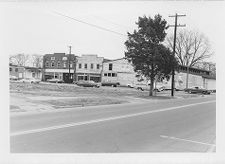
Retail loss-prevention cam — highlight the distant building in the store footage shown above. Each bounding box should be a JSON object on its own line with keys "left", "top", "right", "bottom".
{"left": 101, "top": 58, "right": 216, "bottom": 90}
{"left": 101, "top": 58, "right": 139, "bottom": 86}
{"left": 75, "top": 54, "right": 104, "bottom": 82}
{"left": 163, "top": 65, "right": 216, "bottom": 90}
{"left": 9, "top": 64, "right": 25, "bottom": 79}
{"left": 42, "top": 53, "right": 76, "bottom": 83}
{"left": 9, "top": 64, "right": 42, "bottom": 79}
{"left": 42, "top": 53, "right": 103, "bottom": 83}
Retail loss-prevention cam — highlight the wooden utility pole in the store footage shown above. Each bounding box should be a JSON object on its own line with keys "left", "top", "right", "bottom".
{"left": 74, "top": 55, "right": 77, "bottom": 82}
{"left": 169, "top": 13, "right": 186, "bottom": 96}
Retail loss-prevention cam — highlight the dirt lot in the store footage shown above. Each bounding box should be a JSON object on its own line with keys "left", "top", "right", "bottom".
{"left": 10, "top": 81, "right": 201, "bottom": 113}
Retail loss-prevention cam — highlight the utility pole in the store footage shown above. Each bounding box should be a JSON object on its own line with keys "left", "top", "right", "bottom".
{"left": 74, "top": 55, "right": 77, "bottom": 82}
{"left": 169, "top": 13, "right": 186, "bottom": 96}
{"left": 68, "top": 46, "right": 72, "bottom": 83}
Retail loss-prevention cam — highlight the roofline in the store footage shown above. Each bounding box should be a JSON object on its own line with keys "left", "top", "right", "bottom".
{"left": 103, "top": 57, "right": 126, "bottom": 63}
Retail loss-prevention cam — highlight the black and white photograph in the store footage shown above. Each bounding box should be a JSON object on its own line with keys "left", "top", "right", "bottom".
{"left": 0, "top": 0, "right": 224, "bottom": 163}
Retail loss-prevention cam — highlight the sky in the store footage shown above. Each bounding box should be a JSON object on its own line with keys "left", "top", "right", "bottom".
{"left": 1, "top": 1, "right": 224, "bottom": 63}
{"left": 1, "top": 1, "right": 225, "bottom": 163}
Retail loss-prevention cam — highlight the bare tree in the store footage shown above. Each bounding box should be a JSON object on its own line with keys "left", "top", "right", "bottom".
{"left": 196, "top": 61, "right": 216, "bottom": 76}
{"left": 32, "top": 54, "right": 43, "bottom": 68}
{"left": 9, "top": 54, "right": 30, "bottom": 66}
{"left": 166, "top": 29, "right": 213, "bottom": 67}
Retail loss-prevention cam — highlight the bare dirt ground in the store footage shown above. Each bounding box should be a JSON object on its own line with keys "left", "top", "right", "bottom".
{"left": 10, "top": 81, "right": 203, "bottom": 113}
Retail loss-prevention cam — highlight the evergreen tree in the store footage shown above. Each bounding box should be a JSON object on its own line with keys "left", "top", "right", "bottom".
{"left": 125, "top": 14, "right": 178, "bottom": 96}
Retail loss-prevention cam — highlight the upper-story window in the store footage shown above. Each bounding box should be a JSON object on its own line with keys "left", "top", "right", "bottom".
{"left": 104, "top": 73, "right": 107, "bottom": 76}
{"left": 112, "top": 73, "right": 117, "bottom": 77}
{"left": 79, "top": 63, "right": 82, "bottom": 69}
{"left": 63, "top": 62, "right": 67, "bottom": 68}
{"left": 109, "top": 63, "right": 113, "bottom": 70}
{"left": 51, "top": 57, "right": 55, "bottom": 60}
{"left": 91, "top": 63, "right": 94, "bottom": 69}
{"left": 15, "top": 68, "right": 18, "bottom": 72}
{"left": 62, "top": 57, "right": 67, "bottom": 60}
{"left": 70, "top": 63, "right": 73, "bottom": 68}
{"left": 84, "top": 63, "right": 87, "bottom": 69}
{"left": 57, "top": 61, "right": 61, "bottom": 67}
{"left": 51, "top": 62, "right": 55, "bottom": 67}
{"left": 97, "top": 64, "right": 100, "bottom": 69}
{"left": 45, "top": 62, "right": 49, "bottom": 67}
{"left": 10, "top": 67, "right": 12, "bottom": 72}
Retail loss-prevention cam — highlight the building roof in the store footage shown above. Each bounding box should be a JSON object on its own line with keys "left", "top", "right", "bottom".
{"left": 202, "top": 74, "right": 216, "bottom": 80}
{"left": 103, "top": 57, "right": 126, "bottom": 63}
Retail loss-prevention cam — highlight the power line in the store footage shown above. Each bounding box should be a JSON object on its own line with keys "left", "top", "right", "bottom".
{"left": 91, "top": 15, "right": 131, "bottom": 30}
{"left": 169, "top": 13, "right": 186, "bottom": 97}
{"left": 52, "top": 11, "right": 127, "bottom": 37}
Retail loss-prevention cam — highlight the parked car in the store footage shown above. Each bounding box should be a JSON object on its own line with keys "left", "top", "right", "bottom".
{"left": 127, "top": 84, "right": 134, "bottom": 88}
{"left": 184, "top": 86, "right": 211, "bottom": 94}
{"left": 9, "top": 75, "right": 19, "bottom": 81}
{"left": 101, "top": 82, "right": 120, "bottom": 87}
{"left": 47, "top": 78, "right": 64, "bottom": 83}
{"left": 76, "top": 80, "right": 100, "bottom": 88}
{"left": 19, "top": 78, "right": 41, "bottom": 84}
{"left": 134, "top": 83, "right": 165, "bottom": 92}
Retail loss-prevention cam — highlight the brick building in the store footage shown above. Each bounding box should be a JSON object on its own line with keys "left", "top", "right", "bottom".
{"left": 42, "top": 53, "right": 103, "bottom": 83}
{"left": 42, "top": 53, "right": 76, "bottom": 83}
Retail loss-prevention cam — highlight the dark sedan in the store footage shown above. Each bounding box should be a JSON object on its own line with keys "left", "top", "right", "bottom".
{"left": 76, "top": 80, "right": 100, "bottom": 88}
{"left": 184, "top": 86, "right": 211, "bottom": 94}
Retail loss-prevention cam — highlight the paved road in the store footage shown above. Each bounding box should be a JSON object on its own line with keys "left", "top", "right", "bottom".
{"left": 10, "top": 96, "right": 216, "bottom": 153}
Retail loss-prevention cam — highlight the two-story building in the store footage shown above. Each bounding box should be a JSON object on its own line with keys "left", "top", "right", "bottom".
{"left": 42, "top": 53, "right": 76, "bottom": 83}
{"left": 101, "top": 58, "right": 139, "bottom": 86}
{"left": 75, "top": 54, "right": 104, "bottom": 82}
{"left": 42, "top": 53, "right": 104, "bottom": 83}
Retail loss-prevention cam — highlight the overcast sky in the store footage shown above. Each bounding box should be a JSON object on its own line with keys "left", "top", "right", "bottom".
{"left": 1, "top": 1, "right": 224, "bottom": 62}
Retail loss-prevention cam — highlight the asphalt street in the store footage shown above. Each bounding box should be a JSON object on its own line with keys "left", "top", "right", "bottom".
{"left": 10, "top": 95, "right": 216, "bottom": 153}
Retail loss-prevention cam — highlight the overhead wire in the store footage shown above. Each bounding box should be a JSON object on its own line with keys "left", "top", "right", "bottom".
{"left": 52, "top": 11, "right": 127, "bottom": 37}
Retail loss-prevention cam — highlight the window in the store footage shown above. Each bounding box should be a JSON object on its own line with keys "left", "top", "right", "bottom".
{"left": 15, "top": 68, "right": 18, "bottom": 72}
{"left": 70, "top": 63, "right": 73, "bottom": 68}
{"left": 51, "top": 57, "right": 55, "bottom": 60}
{"left": 51, "top": 62, "right": 55, "bottom": 67}
{"left": 91, "top": 63, "right": 94, "bottom": 69}
{"left": 109, "top": 63, "right": 113, "bottom": 70}
{"left": 45, "top": 62, "right": 49, "bottom": 67}
{"left": 104, "top": 73, "right": 107, "bottom": 76}
{"left": 97, "top": 64, "right": 100, "bottom": 69}
{"left": 112, "top": 73, "right": 117, "bottom": 77}
{"left": 62, "top": 57, "right": 67, "bottom": 60}
{"left": 79, "top": 63, "right": 82, "bottom": 69}
{"left": 57, "top": 61, "right": 61, "bottom": 67}
{"left": 108, "top": 73, "right": 111, "bottom": 77}
{"left": 85, "top": 64, "right": 87, "bottom": 69}
{"left": 63, "top": 62, "right": 67, "bottom": 68}
{"left": 32, "top": 73, "right": 35, "bottom": 78}
{"left": 10, "top": 68, "right": 12, "bottom": 71}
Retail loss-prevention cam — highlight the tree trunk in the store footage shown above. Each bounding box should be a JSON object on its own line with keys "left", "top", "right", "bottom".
{"left": 149, "top": 77, "right": 154, "bottom": 96}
